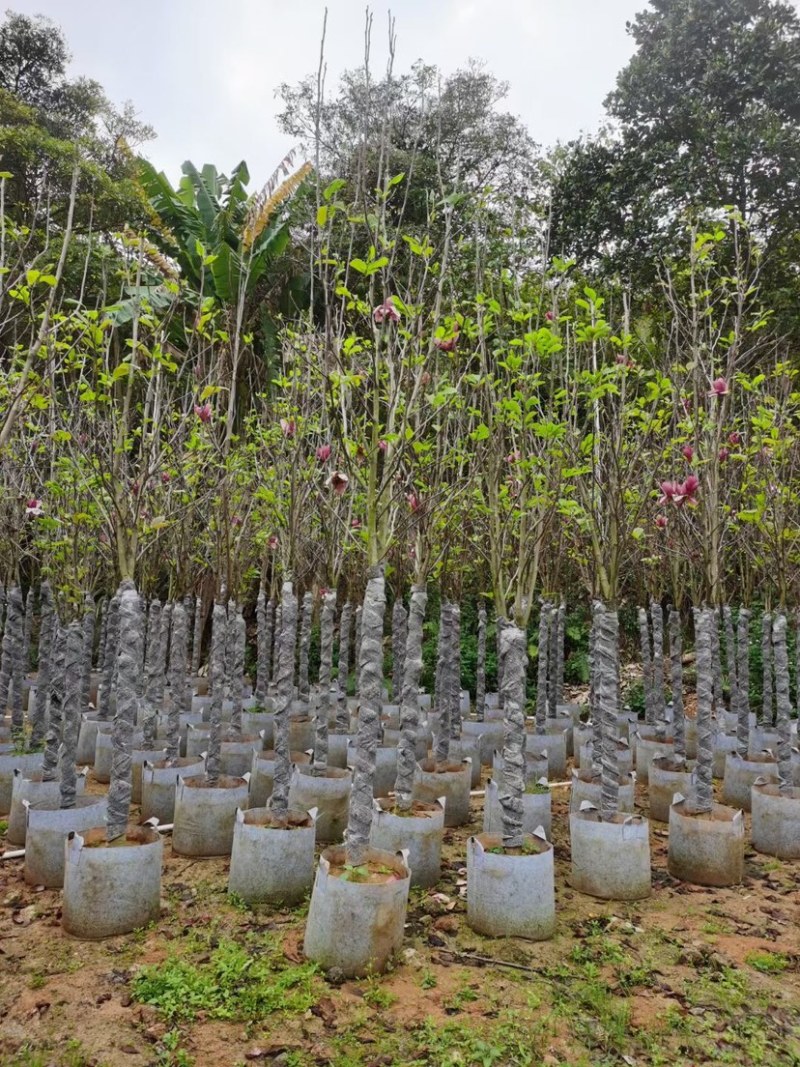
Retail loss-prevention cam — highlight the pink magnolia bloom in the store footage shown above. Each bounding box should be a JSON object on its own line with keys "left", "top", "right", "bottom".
{"left": 131, "top": 481, "right": 140, "bottom": 497}
{"left": 718, "top": 447, "right": 730, "bottom": 462}
{"left": 161, "top": 471, "right": 171, "bottom": 484}
{"left": 194, "top": 402, "right": 212, "bottom": 423}
{"left": 659, "top": 476, "right": 699, "bottom": 508}
{"left": 350, "top": 517, "right": 362, "bottom": 529}
{"left": 280, "top": 418, "right": 296, "bottom": 438}
{"left": 709, "top": 377, "right": 729, "bottom": 397}
{"left": 681, "top": 445, "right": 694, "bottom": 462}
{"left": 268, "top": 535, "right": 278, "bottom": 550}
{"left": 728, "top": 431, "right": 742, "bottom": 446}
{"left": 681, "top": 396, "right": 693, "bottom": 413}
{"left": 545, "top": 310, "right": 555, "bottom": 322}
{"left": 506, "top": 450, "right": 521, "bottom": 464}
{"left": 231, "top": 515, "right": 243, "bottom": 527}
{"left": 326, "top": 471, "right": 349, "bottom": 496}
{"left": 655, "top": 515, "right": 668, "bottom": 529}
{"left": 316, "top": 444, "right": 332, "bottom": 462}
{"left": 435, "top": 325, "right": 459, "bottom": 352}
{"left": 406, "top": 492, "right": 421, "bottom": 513}
{"left": 615, "top": 353, "right": 634, "bottom": 368}
{"left": 25, "top": 498, "right": 43, "bottom": 517}
{"left": 679, "top": 474, "right": 700, "bottom": 507}
{"left": 373, "top": 297, "right": 400, "bottom": 325}
{"left": 378, "top": 440, "right": 388, "bottom": 452}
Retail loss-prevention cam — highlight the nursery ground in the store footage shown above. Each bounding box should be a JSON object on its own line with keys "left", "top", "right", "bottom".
{"left": 1, "top": 771, "right": 800, "bottom": 1067}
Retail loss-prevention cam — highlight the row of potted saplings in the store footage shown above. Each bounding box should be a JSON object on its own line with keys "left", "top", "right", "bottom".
{"left": 2, "top": 585, "right": 799, "bottom": 975}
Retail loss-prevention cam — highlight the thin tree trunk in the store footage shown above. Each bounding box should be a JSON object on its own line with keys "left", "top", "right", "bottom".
{"left": 736, "top": 609, "right": 751, "bottom": 758}
{"left": 142, "top": 600, "right": 162, "bottom": 749}
{"left": 448, "top": 602, "right": 462, "bottom": 744}
{"left": 107, "top": 582, "right": 143, "bottom": 840}
{"left": 335, "top": 601, "right": 352, "bottom": 731}
{"left": 41, "top": 620, "right": 65, "bottom": 782}
{"left": 772, "top": 613, "right": 793, "bottom": 794}
{"left": 271, "top": 604, "right": 282, "bottom": 687}
{"left": 297, "top": 591, "right": 313, "bottom": 702}
{"left": 589, "top": 602, "right": 600, "bottom": 750}
{"left": 552, "top": 602, "right": 566, "bottom": 709}
{"left": 354, "top": 605, "right": 363, "bottom": 699}
{"left": 761, "top": 612, "right": 773, "bottom": 727}
{"left": 97, "top": 597, "right": 109, "bottom": 674}
{"left": 166, "top": 602, "right": 188, "bottom": 761}
{"left": 255, "top": 591, "right": 268, "bottom": 704}
{"left": 190, "top": 592, "right": 204, "bottom": 677}
{"left": 499, "top": 622, "right": 527, "bottom": 847}
{"left": 535, "top": 602, "right": 551, "bottom": 732}
{"left": 20, "top": 588, "right": 34, "bottom": 690}
{"left": 184, "top": 595, "right": 196, "bottom": 676}
{"left": 9, "top": 585, "right": 25, "bottom": 738}
{"left": 650, "top": 600, "right": 665, "bottom": 722}
{"left": 205, "top": 600, "right": 227, "bottom": 785}
{"left": 97, "top": 594, "right": 119, "bottom": 720}
{"left": 723, "top": 605, "right": 737, "bottom": 712}
{"left": 228, "top": 604, "right": 245, "bottom": 737}
{"left": 694, "top": 607, "right": 714, "bottom": 815}
{"left": 80, "top": 594, "right": 94, "bottom": 714}
{"left": 392, "top": 597, "right": 407, "bottom": 703}
{"left": 60, "top": 621, "right": 82, "bottom": 809}
{"left": 638, "top": 606, "right": 653, "bottom": 726}
{"left": 669, "top": 608, "right": 685, "bottom": 761}
{"left": 394, "top": 585, "right": 427, "bottom": 810}
{"left": 345, "top": 567, "right": 386, "bottom": 865}
{"left": 31, "top": 581, "right": 54, "bottom": 747}
{"left": 475, "top": 605, "right": 487, "bottom": 722}
{"left": 598, "top": 603, "right": 620, "bottom": 821}
{"left": 314, "top": 590, "right": 336, "bottom": 773}
{"left": 271, "top": 581, "right": 297, "bottom": 826}
{"left": 711, "top": 607, "right": 724, "bottom": 715}
{"left": 434, "top": 600, "right": 452, "bottom": 765}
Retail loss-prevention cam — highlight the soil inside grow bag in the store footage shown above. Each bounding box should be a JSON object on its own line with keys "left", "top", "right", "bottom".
{"left": 81, "top": 826, "right": 159, "bottom": 849}
{"left": 328, "top": 860, "right": 404, "bottom": 884}
{"left": 182, "top": 775, "right": 247, "bottom": 789}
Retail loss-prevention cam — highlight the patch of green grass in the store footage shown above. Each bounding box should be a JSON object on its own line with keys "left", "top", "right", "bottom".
{"left": 420, "top": 968, "right": 437, "bottom": 989}
{"left": 3, "top": 1040, "right": 97, "bottom": 1067}
{"left": 132, "top": 936, "right": 319, "bottom": 1022}
{"left": 0, "top": 818, "right": 8, "bottom": 835}
{"left": 745, "top": 950, "right": 790, "bottom": 975}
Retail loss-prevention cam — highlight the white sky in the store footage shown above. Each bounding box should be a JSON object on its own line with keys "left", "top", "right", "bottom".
{"left": 8, "top": 0, "right": 800, "bottom": 188}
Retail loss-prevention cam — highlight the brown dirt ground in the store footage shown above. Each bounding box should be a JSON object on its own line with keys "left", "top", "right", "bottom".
{"left": 2, "top": 745, "right": 800, "bottom": 1067}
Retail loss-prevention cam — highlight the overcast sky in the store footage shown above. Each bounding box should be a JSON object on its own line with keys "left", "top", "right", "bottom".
{"left": 8, "top": 0, "right": 797, "bottom": 189}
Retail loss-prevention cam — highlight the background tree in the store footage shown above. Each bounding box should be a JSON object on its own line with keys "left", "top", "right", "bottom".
{"left": 550, "top": 0, "right": 800, "bottom": 344}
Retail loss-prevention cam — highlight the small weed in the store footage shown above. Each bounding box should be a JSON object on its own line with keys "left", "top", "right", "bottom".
{"left": 745, "top": 950, "right": 789, "bottom": 975}
{"left": 340, "top": 864, "right": 370, "bottom": 882}
{"left": 444, "top": 983, "right": 480, "bottom": 1013}
{"left": 361, "top": 978, "right": 397, "bottom": 1009}
{"left": 155, "top": 1028, "right": 195, "bottom": 1067}
{"left": 227, "top": 891, "right": 252, "bottom": 912}
{"left": 420, "top": 968, "right": 437, "bottom": 989}
{"left": 0, "top": 819, "right": 8, "bottom": 835}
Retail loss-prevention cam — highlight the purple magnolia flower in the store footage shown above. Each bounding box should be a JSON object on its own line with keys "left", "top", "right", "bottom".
{"left": 373, "top": 297, "right": 400, "bottom": 325}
